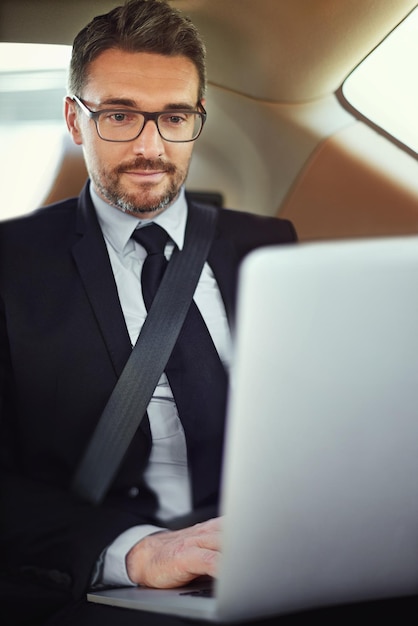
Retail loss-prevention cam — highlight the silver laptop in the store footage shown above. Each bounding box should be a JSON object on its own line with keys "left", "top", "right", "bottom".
{"left": 88, "top": 235, "right": 418, "bottom": 622}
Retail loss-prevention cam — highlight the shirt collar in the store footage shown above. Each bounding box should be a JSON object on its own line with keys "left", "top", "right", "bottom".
{"left": 91, "top": 182, "right": 188, "bottom": 253}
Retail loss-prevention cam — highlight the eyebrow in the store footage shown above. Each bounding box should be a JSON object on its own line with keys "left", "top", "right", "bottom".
{"left": 98, "top": 97, "right": 197, "bottom": 111}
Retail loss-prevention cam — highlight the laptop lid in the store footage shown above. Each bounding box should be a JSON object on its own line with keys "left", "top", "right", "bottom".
{"left": 88, "top": 236, "right": 418, "bottom": 622}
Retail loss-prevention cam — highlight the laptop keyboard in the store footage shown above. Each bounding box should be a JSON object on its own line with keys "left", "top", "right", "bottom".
{"left": 179, "top": 587, "right": 214, "bottom": 598}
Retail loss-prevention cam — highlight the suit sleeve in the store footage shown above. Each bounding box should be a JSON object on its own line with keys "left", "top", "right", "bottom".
{"left": 0, "top": 290, "right": 157, "bottom": 602}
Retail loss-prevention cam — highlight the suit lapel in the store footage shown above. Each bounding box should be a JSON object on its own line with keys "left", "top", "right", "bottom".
{"left": 71, "top": 191, "right": 242, "bottom": 375}
{"left": 72, "top": 184, "right": 132, "bottom": 378}
{"left": 207, "top": 232, "right": 240, "bottom": 326}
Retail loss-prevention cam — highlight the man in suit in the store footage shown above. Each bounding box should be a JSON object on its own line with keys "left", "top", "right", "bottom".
{"left": 0, "top": 1, "right": 296, "bottom": 624}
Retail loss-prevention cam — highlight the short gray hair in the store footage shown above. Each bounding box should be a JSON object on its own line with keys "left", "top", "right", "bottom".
{"left": 68, "top": 0, "right": 206, "bottom": 101}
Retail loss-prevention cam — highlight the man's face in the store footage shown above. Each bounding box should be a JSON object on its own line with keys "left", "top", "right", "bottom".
{"left": 65, "top": 49, "right": 202, "bottom": 218}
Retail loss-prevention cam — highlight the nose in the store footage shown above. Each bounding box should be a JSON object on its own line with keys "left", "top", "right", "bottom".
{"left": 131, "top": 119, "right": 165, "bottom": 158}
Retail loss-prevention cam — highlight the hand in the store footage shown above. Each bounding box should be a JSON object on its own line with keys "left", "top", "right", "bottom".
{"left": 126, "top": 516, "right": 222, "bottom": 588}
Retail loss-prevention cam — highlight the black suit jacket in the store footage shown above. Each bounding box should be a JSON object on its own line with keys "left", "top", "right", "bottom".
{"left": 0, "top": 183, "right": 296, "bottom": 605}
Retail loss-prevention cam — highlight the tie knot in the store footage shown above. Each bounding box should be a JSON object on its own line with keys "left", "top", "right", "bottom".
{"left": 132, "top": 223, "right": 169, "bottom": 255}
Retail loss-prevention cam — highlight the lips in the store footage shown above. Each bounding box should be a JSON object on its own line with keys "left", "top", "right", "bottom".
{"left": 123, "top": 170, "right": 167, "bottom": 184}
{"left": 125, "top": 169, "right": 165, "bottom": 176}
{"left": 117, "top": 158, "right": 176, "bottom": 176}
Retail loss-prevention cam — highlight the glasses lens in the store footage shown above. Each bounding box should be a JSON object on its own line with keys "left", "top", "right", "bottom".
{"left": 97, "top": 111, "right": 145, "bottom": 141}
{"left": 96, "top": 110, "right": 203, "bottom": 142}
{"left": 157, "top": 112, "right": 203, "bottom": 142}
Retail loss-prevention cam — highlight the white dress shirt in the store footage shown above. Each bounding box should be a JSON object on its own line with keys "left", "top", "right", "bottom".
{"left": 91, "top": 184, "right": 231, "bottom": 585}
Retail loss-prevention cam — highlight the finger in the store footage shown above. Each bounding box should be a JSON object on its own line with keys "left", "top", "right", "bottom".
{"left": 127, "top": 518, "right": 223, "bottom": 587}
{"left": 185, "top": 549, "right": 220, "bottom": 580}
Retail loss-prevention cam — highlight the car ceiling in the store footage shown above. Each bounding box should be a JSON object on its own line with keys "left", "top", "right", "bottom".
{"left": 1, "top": 0, "right": 417, "bottom": 103}
{"left": 2, "top": 0, "right": 418, "bottom": 232}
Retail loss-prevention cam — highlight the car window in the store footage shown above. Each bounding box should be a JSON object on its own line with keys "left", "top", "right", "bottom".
{"left": 0, "top": 42, "right": 72, "bottom": 218}
{"left": 342, "top": 6, "right": 418, "bottom": 154}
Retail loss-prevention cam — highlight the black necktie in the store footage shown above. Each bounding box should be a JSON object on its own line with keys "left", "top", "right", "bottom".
{"left": 132, "top": 224, "right": 228, "bottom": 510}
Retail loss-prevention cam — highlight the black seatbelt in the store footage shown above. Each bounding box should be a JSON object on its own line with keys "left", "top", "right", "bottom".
{"left": 71, "top": 203, "right": 218, "bottom": 505}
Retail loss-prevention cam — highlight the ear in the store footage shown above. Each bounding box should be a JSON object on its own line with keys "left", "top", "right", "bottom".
{"left": 64, "top": 96, "right": 83, "bottom": 146}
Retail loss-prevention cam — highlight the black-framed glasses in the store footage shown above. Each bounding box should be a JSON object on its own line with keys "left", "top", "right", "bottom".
{"left": 71, "top": 95, "right": 206, "bottom": 143}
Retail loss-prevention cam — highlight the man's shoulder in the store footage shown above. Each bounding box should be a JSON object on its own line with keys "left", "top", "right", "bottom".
{"left": 216, "top": 206, "right": 297, "bottom": 245}
{"left": 0, "top": 196, "right": 79, "bottom": 236}
{"left": 219, "top": 205, "right": 293, "bottom": 226}
{"left": 188, "top": 198, "right": 296, "bottom": 239}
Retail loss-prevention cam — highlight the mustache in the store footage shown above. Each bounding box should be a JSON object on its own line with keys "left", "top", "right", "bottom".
{"left": 116, "top": 158, "right": 176, "bottom": 175}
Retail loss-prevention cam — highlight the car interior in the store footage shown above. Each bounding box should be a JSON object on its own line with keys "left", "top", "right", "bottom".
{"left": 1, "top": 0, "right": 418, "bottom": 621}
{"left": 1, "top": 0, "right": 417, "bottom": 243}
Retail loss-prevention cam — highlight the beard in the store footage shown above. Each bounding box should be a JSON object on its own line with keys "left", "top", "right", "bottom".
{"left": 91, "top": 157, "right": 188, "bottom": 216}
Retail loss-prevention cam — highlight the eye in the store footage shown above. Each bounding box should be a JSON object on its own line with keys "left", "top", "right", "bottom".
{"left": 101, "top": 111, "right": 138, "bottom": 124}
{"left": 160, "top": 113, "right": 189, "bottom": 125}
{"left": 112, "top": 112, "right": 128, "bottom": 122}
